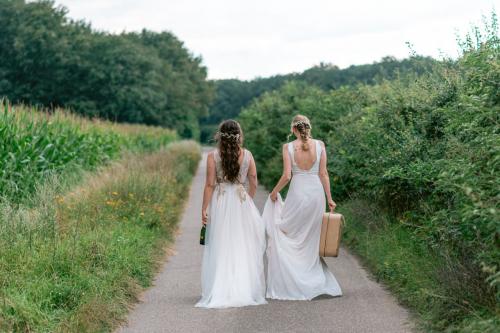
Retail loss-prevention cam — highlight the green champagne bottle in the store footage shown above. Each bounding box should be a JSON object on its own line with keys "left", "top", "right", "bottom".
{"left": 200, "top": 225, "right": 206, "bottom": 245}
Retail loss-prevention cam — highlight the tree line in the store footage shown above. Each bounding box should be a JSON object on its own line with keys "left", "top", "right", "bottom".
{"left": 0, "top": 1, "right": 440, "bottom": 142}
{"left": 0, "top": 0, "right": 213, "bottom": 138}
{"left": 201, "top": 55, "right": 437, "bottom": 141}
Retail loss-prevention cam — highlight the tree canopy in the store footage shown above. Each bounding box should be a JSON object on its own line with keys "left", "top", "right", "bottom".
{"left": 201, "top": 55, "right": 437, "bottom": 141}
{"left": 0, "top": 0, "right": 213, "bottom": 138}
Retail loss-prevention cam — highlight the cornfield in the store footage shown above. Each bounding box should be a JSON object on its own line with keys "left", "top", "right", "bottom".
{"left": 0, "top": 101, "right": 177, "bottom": 202}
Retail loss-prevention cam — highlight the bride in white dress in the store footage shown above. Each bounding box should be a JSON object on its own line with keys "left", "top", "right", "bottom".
{"left": 196, "top": 120, "right": 267, "bottom": 308}
{"left": 263, "top": 114, "right": 343, "bottom": 300}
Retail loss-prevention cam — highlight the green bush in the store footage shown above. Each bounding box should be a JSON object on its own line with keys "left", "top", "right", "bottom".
{"left": 239, "top": 16, "right": 499, "bottom": 332}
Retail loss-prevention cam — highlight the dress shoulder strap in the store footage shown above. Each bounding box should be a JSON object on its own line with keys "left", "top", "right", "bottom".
{"left": 315, "top": 139, "right": 322, "bottom": 162}
{"left": 287, "top": 142, "right": 295, "bottom": 164}
{"left": 238, "top": 149, "right": 251, "bottom": 183}
{"left": 242, "top": 149, "right": 249, "bottom": 167}
{"left": 213, "top": 149, "right": 220, "bottom": 162}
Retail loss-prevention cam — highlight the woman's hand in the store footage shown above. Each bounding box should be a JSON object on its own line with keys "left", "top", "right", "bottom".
{"left": 270, "top": 191, "right": 278, "bottom": 202}
{"left": 201, "top": 209, "right": 208, "bottom": 225}
{"left": 328, "top": 199, "right": 337, "bottom": 212}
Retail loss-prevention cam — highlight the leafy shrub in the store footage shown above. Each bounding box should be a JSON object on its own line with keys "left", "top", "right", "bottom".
{"left": 239, "top": 15, "right": 499, "bottom": 331}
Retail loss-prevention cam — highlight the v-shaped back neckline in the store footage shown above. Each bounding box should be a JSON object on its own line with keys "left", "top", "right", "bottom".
{"left": 290, "top": 139, "right": 319, "bottom": 172}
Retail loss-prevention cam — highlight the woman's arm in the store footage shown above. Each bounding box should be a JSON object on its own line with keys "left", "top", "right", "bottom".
{"left": 270, "top": 144, "right": 292, "bottom": 201}
{"left": 247, "top": 151, "right": 258, "bottom": 199}
{"left": 201, "top": 152, "right": 216, "bottom": 225}
{"left": 318, "top": 141, "right": 336, "bottom": 212}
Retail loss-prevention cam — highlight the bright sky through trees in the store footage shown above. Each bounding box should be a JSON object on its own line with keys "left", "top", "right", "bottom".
{"left": 56, "top": 0, "right": 497, "bottom": 79}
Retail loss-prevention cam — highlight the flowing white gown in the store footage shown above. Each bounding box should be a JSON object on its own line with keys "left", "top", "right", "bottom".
{"left": 263, "top": 139, "right": 343, "bottom": 300}
{"left": 196, "top": 149, "right": 267, "bottom": 308}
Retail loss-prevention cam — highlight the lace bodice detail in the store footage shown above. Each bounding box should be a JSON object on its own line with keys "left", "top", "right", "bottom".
{"left": 287, "top": 139, "right": 322, "bottom": 175}
{"left": 213, "top": 149, "right": 251, "bottom": 184}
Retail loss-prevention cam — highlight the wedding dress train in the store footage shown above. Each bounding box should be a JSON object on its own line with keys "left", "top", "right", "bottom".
{"left": 263, "top": 140, "right": 342, "bottom": 300}
{"left": 196, "top": 149, "right": 267, "bottom": 308}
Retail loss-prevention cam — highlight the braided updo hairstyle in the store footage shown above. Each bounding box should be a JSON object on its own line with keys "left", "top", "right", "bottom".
{"left": 291, "top": 115, "right": 312, "bottom": 151}
{"left": 215, "top": 119, "right": 243, "bottom": 183}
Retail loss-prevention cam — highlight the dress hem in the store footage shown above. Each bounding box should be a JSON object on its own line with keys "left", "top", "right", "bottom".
{"left": 195, "top": 299, "right": 268, "bottom": 309}
{"left": 266, "top": 290, "right": 342, "bottom": 301}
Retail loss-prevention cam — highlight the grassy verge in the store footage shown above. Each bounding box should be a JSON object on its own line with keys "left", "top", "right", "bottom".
{"left": 339, "top": 198, "right": 499, "bottom": 333}
{"left": 0, "top": 141, "right": 200, "bottom": 332}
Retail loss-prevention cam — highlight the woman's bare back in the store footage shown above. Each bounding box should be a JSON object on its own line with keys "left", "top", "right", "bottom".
{"left": 291, "top": 139, "right": 317, "bottom": 171}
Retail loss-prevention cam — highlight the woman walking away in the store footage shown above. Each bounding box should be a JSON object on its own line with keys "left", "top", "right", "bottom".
{"left": 196, "top": 120, "right": 267, "bottom": 309}
{"left": 263, "top": 115, "right": 342, "bottom": 300}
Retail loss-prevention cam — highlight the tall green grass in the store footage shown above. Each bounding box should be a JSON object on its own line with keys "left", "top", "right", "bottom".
{"left": 0, "top": 100, "right": 190, "bottom": 331}
{"left": 340, "top": 199, "right": 499, "bottom": 333}
{"left": 0, "top": 141, "right": 200, "bottom": 332}
{"left": 0, "top": 101, "right": 176, "bottom": 202}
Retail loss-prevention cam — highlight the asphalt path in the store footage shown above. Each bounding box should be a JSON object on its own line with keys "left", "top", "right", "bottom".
{"left": 117, "top": 149, "right": 414, "bottom": 333}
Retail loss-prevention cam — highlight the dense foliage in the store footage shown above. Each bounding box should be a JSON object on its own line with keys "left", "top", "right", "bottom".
{"left": 239, "top": 17, "right": 499, "bottom": 331}
{"left": 201, "top": 56, "right": 436, "bottom": 141}
{"left": 0, "top": 101, "right": 176, "bottom": 202}
{"left": 0, "top": 0, "right": 213, "bottom": 138}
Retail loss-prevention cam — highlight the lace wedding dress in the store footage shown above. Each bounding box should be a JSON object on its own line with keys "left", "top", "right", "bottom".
{"left": 196, "top": 149, "right": 267, "bottom": 308}
{"left": 263, "top": 139, "right": 342, "bottom": 300}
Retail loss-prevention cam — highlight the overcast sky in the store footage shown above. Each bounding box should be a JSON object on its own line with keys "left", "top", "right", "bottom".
{"left": 54, "top": 0, "right": 497, "bottom": 80}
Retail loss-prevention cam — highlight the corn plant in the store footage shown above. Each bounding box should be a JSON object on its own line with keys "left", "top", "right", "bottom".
{"left": 0, "top": 101, "right": 176, "bottom": 202}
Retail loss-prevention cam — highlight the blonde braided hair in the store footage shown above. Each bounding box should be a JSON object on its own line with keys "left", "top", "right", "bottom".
{"left": 291, "top": 115, "right": 312, "bottom": 151}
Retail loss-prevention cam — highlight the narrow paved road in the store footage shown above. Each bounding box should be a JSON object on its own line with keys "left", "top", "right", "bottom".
{"left": 117, "top": 149, "right": 414, "bottom": 333}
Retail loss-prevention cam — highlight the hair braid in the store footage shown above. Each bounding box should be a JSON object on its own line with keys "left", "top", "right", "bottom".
{"left": 291, "top": 115, "right": 312, "bottom": 151}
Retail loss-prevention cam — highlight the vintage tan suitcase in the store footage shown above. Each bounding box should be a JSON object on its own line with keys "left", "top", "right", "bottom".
{"left": 319, "top": 212, "right": 345, "bottom": 257}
